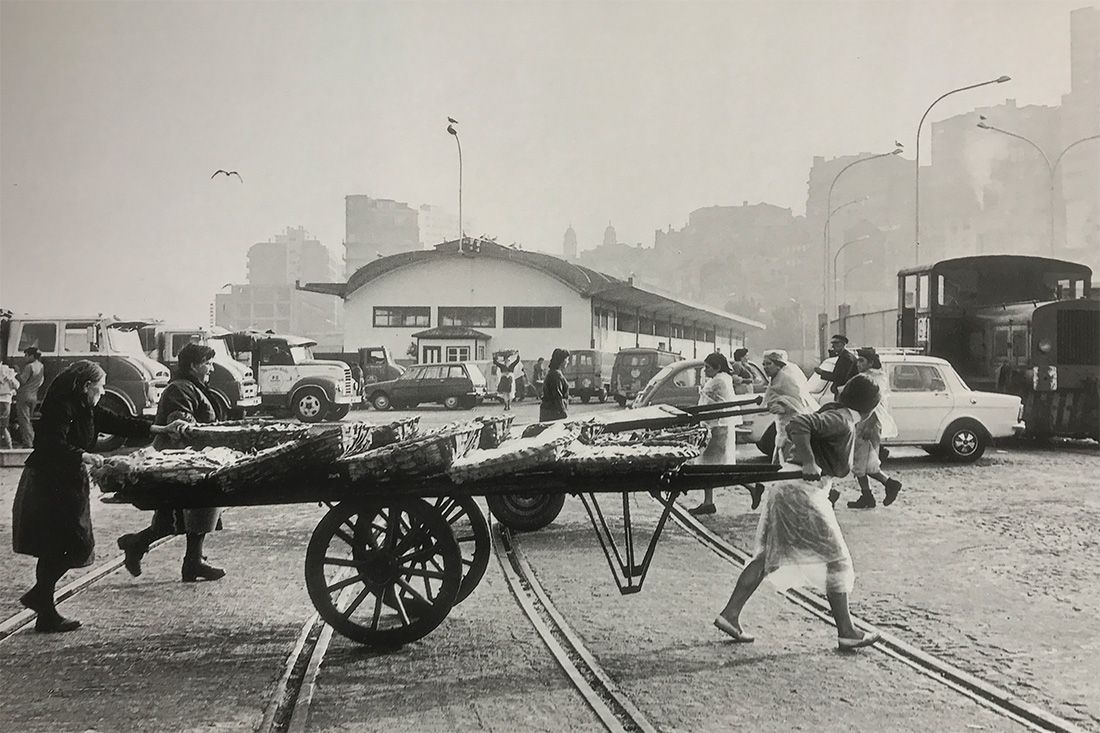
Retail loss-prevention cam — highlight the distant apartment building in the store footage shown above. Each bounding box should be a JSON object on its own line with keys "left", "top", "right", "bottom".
{"left": 562, "top": 225, "right": 578, "bottom": 260}
{"left": 214, "top": 227, "right": 343, "bottom": 350}
{"left": 344, "top": 196, "right": 420, "bottom": 275}
{"left": 417, "top": 204, "right": 460, "bottom": 250}
{"left": 1060, "top": 5, "right": 1100, "bottom": 266}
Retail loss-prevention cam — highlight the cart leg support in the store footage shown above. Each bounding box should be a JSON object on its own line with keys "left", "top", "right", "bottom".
{"left": 576, "top": 490, "right": 682, "bottom": 595}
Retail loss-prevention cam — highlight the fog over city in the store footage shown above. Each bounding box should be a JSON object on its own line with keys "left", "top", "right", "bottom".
{"left": 0, "top": 0, "right": 1088, "bottom": 325}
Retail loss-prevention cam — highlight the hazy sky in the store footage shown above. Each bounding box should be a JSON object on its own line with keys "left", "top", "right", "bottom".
{"left": 0, "top": 0, "right": 1087, "bottom": 325}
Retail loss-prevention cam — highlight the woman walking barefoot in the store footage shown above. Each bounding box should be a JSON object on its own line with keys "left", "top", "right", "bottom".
{"left": 713, "top": 374, "right": 883, "bottom": 651}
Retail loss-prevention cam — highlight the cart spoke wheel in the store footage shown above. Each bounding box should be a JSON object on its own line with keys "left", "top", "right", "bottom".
{"left": 429, "top": 495, "right": 490, "bottom": 604}
{"left": 305, "top": 498, "right": 461, "bottom": 648}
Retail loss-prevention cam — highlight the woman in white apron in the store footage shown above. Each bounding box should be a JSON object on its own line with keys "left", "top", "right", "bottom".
{"left": 844, "top": 346, "right": 902, "bottom": 509}
{"left": 688, "top": 353, "right": 763, "bottom": 515}
{"left": 761, "top": 350, "right": 819, "bottom": 464}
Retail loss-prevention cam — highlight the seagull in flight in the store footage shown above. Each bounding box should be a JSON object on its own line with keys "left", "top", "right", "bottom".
{"left": 211, "top": 169, "right": 243, "bottom": 182}
{"left": 447, "top": 117, "right": 458, "bottom": 124}
{"left": 894, "top": 140, "right": 904, "bottom": 148}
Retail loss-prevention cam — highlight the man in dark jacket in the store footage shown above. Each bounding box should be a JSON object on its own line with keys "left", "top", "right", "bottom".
{"left": 816, "top": 334, "right": 858, "bottom": 398}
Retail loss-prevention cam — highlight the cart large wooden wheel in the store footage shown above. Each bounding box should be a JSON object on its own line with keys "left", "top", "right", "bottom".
{"left": 305, "top": 498, "right": 462, "bottom": 648}
{"left": 430, "top": 495, "right": 490, "bottom": 604}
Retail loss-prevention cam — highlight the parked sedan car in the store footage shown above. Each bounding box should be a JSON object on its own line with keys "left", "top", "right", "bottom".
{"left": 365, "top": 361, "right": 487, "bottom": 410}
{"left": 740, "top": 352, "right": 1024, "bottom": 462}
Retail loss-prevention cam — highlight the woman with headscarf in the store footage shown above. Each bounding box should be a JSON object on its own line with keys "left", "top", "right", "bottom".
{"left": 117, "top": 342, "right": 228, "bottom": 582}
{"left": 12, "top": 360, "right": 186, "bottom": 632}
{"left": 688, "top": 352, "right": 763, "bottom": 515}
{"left": 842, "top": 347, "right": 901, "bottom": 509}
{"left": 761, "top": 350, "right": 819, "bottom": 463}
{"left": 539, "top": 348, "right": 571, "bottom": 421}
{"left": 712, "top": 374, "right": 884, "bottom": 651}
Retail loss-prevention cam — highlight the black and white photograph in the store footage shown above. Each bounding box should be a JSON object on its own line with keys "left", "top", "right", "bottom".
{"left": 1, "top": 1, "right": 1098, "bottom": 731}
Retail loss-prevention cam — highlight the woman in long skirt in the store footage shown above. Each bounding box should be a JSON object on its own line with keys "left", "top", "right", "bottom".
{"left": 12, "top": 360, "right": 185, "bottom": 632}
{"left": 688, "top": 352, "right": 763, "bottom": 515}
{"left": 712, "top": 374, "right": 883, "bottom": 650}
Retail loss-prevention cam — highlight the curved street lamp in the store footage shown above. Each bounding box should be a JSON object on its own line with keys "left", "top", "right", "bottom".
{"left": 832, "top": 234, "right": 871, "bottom": 310}
{"left": 446, "top": 119, "right": 463, "bottom": 251}
{"left": 913, "top": 75, "right": 1011, "bottom": 265}
{"left": 976, "top": 120, "right": 1100, "bottom": 254}
{"left": 823, "top": 148, "right": 902, "bottom": 326}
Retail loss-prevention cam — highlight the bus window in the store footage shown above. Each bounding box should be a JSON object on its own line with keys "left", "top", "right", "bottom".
{"left": 937, "top": 275, "right": 945, "bottom": 306}
{"left": 903, "top": 275, "right": 917, "bottom": 308}
{"left": 993, "top": 327, "right": 1009, "bottom": 358}
{"left": 918, "top": 274, "right": 930, "bottom": 310}
{"left": 1011, "top": 328, "right": 1027, "bottom": 360}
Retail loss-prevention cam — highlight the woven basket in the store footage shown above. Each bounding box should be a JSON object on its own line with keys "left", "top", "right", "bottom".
{"left": 336, "top": 421, "right": 375, "bottom": 457}
{"left": 475, "top": 414, "right": 516, "bottom": 449}
{"left": 591, "top": 424, "right": 710, "bottom": 450}
{"left": 555, "top": 444, "right": 701, "bottom": 476}
{"left": 449, "top": 425, "right": 575, "bottom": 484}
{"left": 369, "top": 416, "right": 421, "bottom": 448}
{"left": 91, "top": 448, "right": 238, "bottom": 493}
{"left": 211, "top": 430, "right": 346, "bottom": 492}
{"left": 339, "top": 421, "right": 482, "bottom": 483}
{"left": 184, "top": 422, "right": 314, "bottom": 453}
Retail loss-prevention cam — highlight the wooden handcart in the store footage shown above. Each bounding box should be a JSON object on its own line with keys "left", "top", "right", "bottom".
{"left": 107, "top": 397, "right": 795, "bottom": 649}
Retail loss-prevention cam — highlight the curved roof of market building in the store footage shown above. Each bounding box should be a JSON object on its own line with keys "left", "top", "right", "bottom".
{"left": 301, "top": 238, "right": 764, "bottom": 332}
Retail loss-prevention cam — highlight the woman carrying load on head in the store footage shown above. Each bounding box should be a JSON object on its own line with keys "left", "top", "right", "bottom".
{"left": 761, "top": 349, "right": 819, "bottom": 464}
{"left": 712, "top": 374, "right": 884, "bottom": 651}
{"left": 117, "top": 342, "right": 227, "bottom": 583}
{"left": 687, "top": 352, "right": 764, "bottom": 516}
{"left": 12, "top": 360, "right": 187, "bottom": 633}
{"left": 539, "top": 348, "right": 571, "bottom": 422}
{"left": 493, "top": 351, "right": 522, "bottom": 411}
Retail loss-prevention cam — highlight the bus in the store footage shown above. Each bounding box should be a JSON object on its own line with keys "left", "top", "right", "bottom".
{"left": 1025, "top": 299, "right": 1099, "bottom": 440}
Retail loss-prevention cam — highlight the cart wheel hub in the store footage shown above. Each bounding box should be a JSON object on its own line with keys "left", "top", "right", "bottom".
{"left": 361, "top": 551, "right": 400, "bottom": 584}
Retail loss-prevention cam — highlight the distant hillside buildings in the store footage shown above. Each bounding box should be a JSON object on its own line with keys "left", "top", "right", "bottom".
{"left": 344, "top": 196, "right": 465, "bottom": 276}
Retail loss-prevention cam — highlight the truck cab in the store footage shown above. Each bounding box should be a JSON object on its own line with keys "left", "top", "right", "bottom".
{"left": 1, "top": 314, "right": 170, "bottom": 450}
{"left": 226, "top": 331, "right": 360, "bottom": 422}
{"left": 141, "top": 325, "right": 261, "bottom": 420}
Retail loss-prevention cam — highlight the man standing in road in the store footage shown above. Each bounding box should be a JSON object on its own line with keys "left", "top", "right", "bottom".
{"left": 0, "top": 361, "right": 18, "bottom": 448}
{"left": 15, "top": 347, "right": 44, "bottom": 448}
{"left": 816, "top": 335, "right": 857, "bottom": 398}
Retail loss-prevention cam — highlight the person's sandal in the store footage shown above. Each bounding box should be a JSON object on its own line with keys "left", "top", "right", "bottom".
{"left": 837, "top": 631, "right": 881, "bottom": 650}
{"left": 713, "top": 616, "right": 754, "bottom": 643}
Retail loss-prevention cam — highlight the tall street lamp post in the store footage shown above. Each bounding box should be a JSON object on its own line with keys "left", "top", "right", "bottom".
{"left": 446, "top": 118, "right": 463, "bottom": 251}
{"left": 976, "top": 121, "right": 1100, "bottom": 254}
{"left": 832, "top": 234, "right": 871, "bottom": 312}
{"left": 913, "top": 75, "right": 1011, "bottom": 265}
{"left": 823, "top": 148, "right": 901, "bottom": 330}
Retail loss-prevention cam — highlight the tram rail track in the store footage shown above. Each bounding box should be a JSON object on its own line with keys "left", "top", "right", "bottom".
{"left": 493, "top": 520, "right": 658, "bottom": 733}
{"left": 664, "top": 499, "right": 1091, "bottom": 733}
{"left": 0, "top": 535, "right": 178, "bottom": 644}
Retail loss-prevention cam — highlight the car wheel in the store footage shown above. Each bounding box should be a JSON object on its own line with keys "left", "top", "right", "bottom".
{"left": 940, "top": 420, "right": 987, "bottom": 463}
{"left": 327, "top": 404, "right": 351, "bottom": 421}
{"left": 443, "top": 395, "right": 462, "bottom": 410}
{"left": 487, "top": 493, "right": 566, "bottom": 532}
{"left": 755, "top": 423, "right": 776, "bottom": 458}
{"left": 614, "top": 395, "right": 627, "bottom": 407}
{"left": 371, "top": 392, "right": 392, "bottom": 411}
{"left": 293, "top": 387, "right": 330, "bottom": 423}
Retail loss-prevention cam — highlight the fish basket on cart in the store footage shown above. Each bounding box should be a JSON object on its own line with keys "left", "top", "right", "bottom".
{"left": 587, "top": 424, "right": 710, "bottom": 450}
{"left": 368, "top": 416, "right": 421, "bottom": 448}
{"left": 555, "top": 443, "right": 702, "bottom": 475}
{"left": 338, "top": 420, "right": 483, "bottom": 482}
{"left": 210, "top": 430, "right": 347, "bottom": 492}
{"left": 474, "top": 414, "right": 516, "bottom": 449}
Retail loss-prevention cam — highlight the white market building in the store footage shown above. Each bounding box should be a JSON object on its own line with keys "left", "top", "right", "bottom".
{"left": 300, "top": 239, "right": 764, "bottom": 364}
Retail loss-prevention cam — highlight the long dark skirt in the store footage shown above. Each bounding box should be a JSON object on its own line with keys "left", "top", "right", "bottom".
{"left": 12, "top": 466, "right": 95, "bottom": 569}
{"left": 149, "top": 507, "right": 223, "bottom": 535}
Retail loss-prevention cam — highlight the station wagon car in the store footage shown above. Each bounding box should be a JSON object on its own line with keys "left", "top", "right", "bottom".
{"left": 366, "top": 361, "right": 487, "bottom": 411}
{"left": 739, "top": 351, "right": 1024, "bottom": 462}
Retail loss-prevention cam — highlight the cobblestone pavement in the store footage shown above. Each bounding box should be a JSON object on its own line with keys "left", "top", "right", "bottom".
{"left": 691, "top": 440, "right": 1100, "bottom": 730}
{"left": 1, "top": 404, "right": 1096, "bottom": 731}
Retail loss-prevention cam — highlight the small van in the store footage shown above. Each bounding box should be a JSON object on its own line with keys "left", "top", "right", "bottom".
{"left": 562, "top": 350, "right": 613, "bottom": 403}
{"left": 610, "top": 348, "right": 681, "bottom": 407}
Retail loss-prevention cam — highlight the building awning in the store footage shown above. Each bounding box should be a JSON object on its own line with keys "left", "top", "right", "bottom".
{"left": 412, "top": 326, "right": 492, "bottom": 340}
{"left": 591, "top": 282, "right": 766, "bottom": 332}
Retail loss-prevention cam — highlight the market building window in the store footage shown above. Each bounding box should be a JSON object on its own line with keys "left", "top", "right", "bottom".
{"left": 374, "top": 306, "right": 431, "bottom": 328}
{"left": 439, "top": 306, "right": 495, "bottom": 328}
{"left": 502, "top": 306, "right": 561, "bottom": 328}
{"left": 617, "top": 312, "right": 637, "bottom": 333}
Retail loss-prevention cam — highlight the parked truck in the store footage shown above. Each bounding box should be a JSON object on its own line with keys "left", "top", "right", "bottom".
{"left": 312, "top": 346, "right": 405, "bottom": 393}
{"left": 1, "top": 312, "right": 170, "bottom": 449}
{"left": 223, "top": 330, "right": 360, "bottom": 422}
{"left": 139, "top": 325, "right": 261, "bottom": 420}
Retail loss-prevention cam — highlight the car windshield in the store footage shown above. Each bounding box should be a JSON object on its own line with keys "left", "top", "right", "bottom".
{"left": 208, "top": 338, "right": 233, "bottom": 361}
{"left": 290, "top": 345, "right": 312, "bottom": 363}
{"left": 635, "top": 364, "right": 677, "bottom": 405}
{"left": 107, "top": 326, "right": 146, "bottom": 357}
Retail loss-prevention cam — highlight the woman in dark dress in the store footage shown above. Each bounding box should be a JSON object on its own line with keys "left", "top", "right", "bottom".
{"left": 12, "top": 360, "right": 185, "bottom": 632}
{"left": 539, "top": 348, "right": 571, "bottom": 422}
{"left": 117, "top": 343, "right": 226, "bottom": 582}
